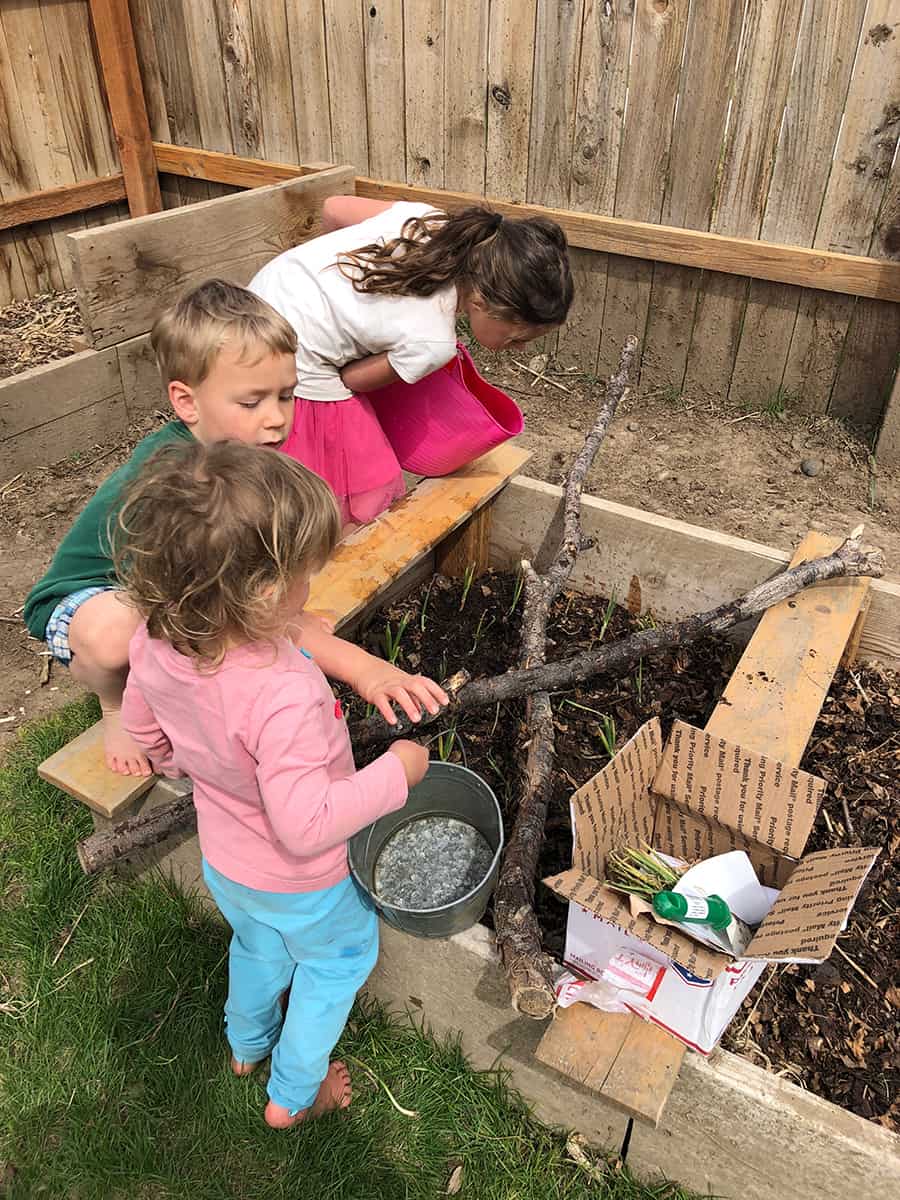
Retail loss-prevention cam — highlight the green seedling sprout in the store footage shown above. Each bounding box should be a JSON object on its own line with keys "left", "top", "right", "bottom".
{"left": 597, "top": 714, "right": 617, "bottom": 758}
{"left": 507, "top": 570, "right": 525, "bottom": 616}
{"left": 383, "top": 612, "right": 411, "bottom": 665}
{"left": 598, "top": 594, "right": 617, "bottom": 641}
{"left": 459, "top": 562, "right": 476, "bottom": 611}
{"left": 605, "top": 843, "right": 685, "bottom": 900}
{"left": 634, "top": 656, "right": 644, "bottom": 703}
{"left": 470, "top": 611, "right": 494, "bottom": 655}
{"left": 419, "top": 575, "right": 436, "bottom": 632}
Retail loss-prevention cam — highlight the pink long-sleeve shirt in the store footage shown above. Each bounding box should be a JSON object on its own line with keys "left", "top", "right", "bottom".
{"left": 121, "top": 623, "right": 408, "bottom": 893}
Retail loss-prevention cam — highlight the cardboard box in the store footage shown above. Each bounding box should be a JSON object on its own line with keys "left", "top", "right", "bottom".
{"left": 543, "top": 719, "right": 879, "bottom": 1054}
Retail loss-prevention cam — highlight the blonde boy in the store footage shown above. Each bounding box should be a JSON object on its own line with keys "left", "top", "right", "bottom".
{"left": 25, "top": 279, "right": 299, "bottom": 776}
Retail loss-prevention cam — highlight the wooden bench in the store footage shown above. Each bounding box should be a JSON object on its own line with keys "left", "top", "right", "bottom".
{"left": 534, "top": 529, "right": 872, "bottom": 1128}
{"left": 38, "top": 443, "right": 531, "bottom": 822}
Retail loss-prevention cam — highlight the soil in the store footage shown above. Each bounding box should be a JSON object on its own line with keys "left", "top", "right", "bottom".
{"left": 342, "top": 570, "right": 899, "bottom": 1132}
{"left": 1, "top": 292, "right": 898, "bottom": 1127}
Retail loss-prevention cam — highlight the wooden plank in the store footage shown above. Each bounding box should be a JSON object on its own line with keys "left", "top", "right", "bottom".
{"left": 0, "top": 4, "right": 68, "bottom": 295}
{"left": 828, "top": 297, "right": 900, "bottom": 432}
{"left": 404, "top": 0, "right": 445, "bottom": 187}
{"left": 323, "top": 0, "right": 369, "bottom": 173}
{"left": 0, "top": 177, "right": 127, "bottom": 233}
{"left": 596, "top": 0, "right": 688, "bottom": 381}
{"left": 444, "top": 0, "right": 489, "bottom": 193}
{"left": 87, "top": 0, "right": 162, "bottom": 216}
{"left": 489, "top": 476, "right": 900, "bottom": 667}
{"left": 682, "top": 0, "right": 804, "bottom": 401}
{"left": 640, "top": 0, "right": 744, "bottom": 395}
{"left": 153, "top": 143, "right": 328, "bottom": 186}
{"left": 306, "top": 444, "right": 531, "bottom": 629}
{"left": 595, "top": 1016, "right": 686, "bottom": 1126}
{"left": 434, "top": 506, "right": 493, "bottom": 579}
{"left": 213, "top": 0, "right": 262, "bottom": 158}
{"left": 129, "top": 0, "right": 181, "bottom": 210}
{"left": 782, "top": 2, "right": 900, "bottom": 414}
{"left": 485, "top": 0, "right": 537, "bottom": 204}
{"left": 557, "top": 0, "right": 631, "bottom": 373}
{"left": 535, "top": 1005, "right": 631, "bottom": 1087}
{"left": 38, "top": 723, "right": 156, "bottom": 819}
{"left": 875, "top": 367, "right": 900, "bottom": 468}
{"left": 526, "top": 0, "right": 583, "bottom": 209}
{"left": 0, "top": 348, "right": 129, "bottom": 474}
{"left": 353, "top": 180, "right": 900, "bottom": 302}
{"left": 363, "top": 0, "right": 406, "bottom": 182}
{"left": 727, "top": 0, "right": 870, "bottom": 412}
{"left": 285, "top": 0, "right": 333, "bottom": 162}
{"left": 703, "top": 531, "right": 872, "bottom": 765}
{"left": 181, "top": 0, "right": 232, "bottom": 156}
{"left": 67, "top": 165, "right": 355, "bottom": 347}
{"left": 116, "top": 333, "right": 163, "bottom": 419}
{"left": 147, "top": 145, "right": 900, "bottom": 302}
{"left": 249, "top": 0, "right": 298, "bottom": 163}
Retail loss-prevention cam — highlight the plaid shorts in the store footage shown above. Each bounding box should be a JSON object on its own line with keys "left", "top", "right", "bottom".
{"left": 45, "top": 586, "right": 114, "bottom": 665}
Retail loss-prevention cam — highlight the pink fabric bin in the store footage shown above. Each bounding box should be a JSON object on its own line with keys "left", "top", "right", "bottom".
{"left": 368, "top": 344, "right": 523, "bottom": 477}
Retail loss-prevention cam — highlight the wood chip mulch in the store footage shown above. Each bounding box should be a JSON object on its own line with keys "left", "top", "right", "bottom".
{"left": 0, "top": 290, "right": 85, "bottom": 379}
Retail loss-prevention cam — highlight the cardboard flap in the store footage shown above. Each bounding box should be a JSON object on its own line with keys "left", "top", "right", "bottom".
{"left": 653, "top": 797, "right": 790, "bottom": 889}
{"left": 570, "top": 719, "right": 662, "bottom": 876}
{"left": 743, "top": 846, "right": 880, "bottom": 962}
{"left": 542, "top": 867, "right": 730, "bottom": 981}
{"left": 652, "top": 721, "right": 825, "bottom": 860}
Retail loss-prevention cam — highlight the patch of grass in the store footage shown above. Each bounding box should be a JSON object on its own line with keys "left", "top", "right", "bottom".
{"left": 0, "top": 702, "right": 704, "bottom": 1200}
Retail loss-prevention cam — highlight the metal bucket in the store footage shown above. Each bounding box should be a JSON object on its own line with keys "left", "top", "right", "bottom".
{"left": 348, "top": 762, "right": 504, "bottom": 939}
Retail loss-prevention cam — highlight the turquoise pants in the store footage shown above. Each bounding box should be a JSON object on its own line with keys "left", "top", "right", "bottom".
{"left": 202, "top": 859, "right": 378, "bottom": 1114}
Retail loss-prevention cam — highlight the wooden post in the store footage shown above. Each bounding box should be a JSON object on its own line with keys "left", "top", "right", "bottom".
{"left": 434, "top": 507, "right": 493, "bottom": 579}
{"left": 88, "top": 0, "right": 162, "bottom": 217}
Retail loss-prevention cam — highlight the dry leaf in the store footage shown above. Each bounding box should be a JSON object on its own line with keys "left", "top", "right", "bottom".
{"left": 445, "top": 1164, "right": 464, "bottom": 1195}
{"left": 885, "top": 987, "right": 900, "bottom": 1009}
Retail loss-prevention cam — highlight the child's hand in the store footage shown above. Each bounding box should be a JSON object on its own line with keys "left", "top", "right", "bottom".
{"left": 355, "top": 661, "right": 449, "bottom": 725}
{"left": 388, "top": 739, "right": 429, "bottom": 788}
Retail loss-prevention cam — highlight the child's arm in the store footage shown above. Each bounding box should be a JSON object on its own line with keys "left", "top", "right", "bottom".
{"left": 121, "top": 678, "right": 184, "bottom": 778}
{"left": 339, "top": 352, "right": 403, "bottom": 394}
{"left": 322, "top": 196, "right": 394, "bottom": 232}
{"left": 252, "top": 679, "right": 426, "bottom": 856}
{"left": 290, "top": 621, "right": 448, "bottom": 726}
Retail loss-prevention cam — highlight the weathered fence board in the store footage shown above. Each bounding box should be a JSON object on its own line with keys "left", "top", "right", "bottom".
{"left": 67, "top": 166, "right": 354, "bottom": 347}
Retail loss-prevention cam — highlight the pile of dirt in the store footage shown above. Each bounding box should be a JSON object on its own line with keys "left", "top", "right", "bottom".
{"left": 342, "top": 570, "right": 899, "bottom": 1131}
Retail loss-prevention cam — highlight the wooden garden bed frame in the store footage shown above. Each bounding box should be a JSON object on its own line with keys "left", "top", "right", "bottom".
{"left": 96, "top": 479, "right": 900, "bottom": 1200}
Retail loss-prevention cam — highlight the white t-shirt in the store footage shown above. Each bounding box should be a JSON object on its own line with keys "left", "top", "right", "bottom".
{"left": 249, "top": 202, "right": 459, "bottom": 402}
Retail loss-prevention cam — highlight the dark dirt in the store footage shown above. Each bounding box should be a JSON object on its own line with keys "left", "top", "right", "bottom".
{"left": 342, "top": 569, "right": 899, "bottom": 1131}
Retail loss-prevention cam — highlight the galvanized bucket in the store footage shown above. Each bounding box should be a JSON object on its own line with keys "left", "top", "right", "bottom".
{"left": 348, "top": 762, "right": 504, "bottom": 939}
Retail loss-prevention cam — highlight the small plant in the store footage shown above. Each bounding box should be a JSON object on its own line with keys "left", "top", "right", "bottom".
{"left": 489, "top": 702, "right": 501, "bottom": 738}
{"left": 597, "top": 714, "right": 617, "bottom": 758}
{"left": 459, "top": 562, "right": 477, "bottom": 611}
{"left": 419, "top": 574, "right": 436, "bottom": 632}
{"left": 605, "top": 843, "right": 686, "bottom": 899}
{"left": 560, "top": 698, "right": 608, "bottom": 719}
{"left": 469, "top": 610, "right": 495, "bottom": 655}
{"left": 507, "top": 569, "right": 525, "bottom": 616}
{"left": 598, "top": 593, "right": 617, "bottom": 641}
{"left": 659, "top": 382, "right": 682, "bottom": 405}
{"left": 634, "top": 656, "right": 644, "bottom": 703}
{"left": 636, "top": 611, "right": 657, "bottom": 631}
{"left": 383, "top": 612, "right": 411, "bottom": 665}
{"left": 433, "top": 725, "right": 460, "bottom": 763}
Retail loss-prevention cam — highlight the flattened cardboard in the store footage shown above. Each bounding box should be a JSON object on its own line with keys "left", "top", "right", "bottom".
{"left": 653, "top": 720, "right": 825, "bottom": 860}
{"left": 570, "top": 719, "right": 661, "bottom": 876}
{"left": 743, "top": 846, "right": 880, "bottom": 962}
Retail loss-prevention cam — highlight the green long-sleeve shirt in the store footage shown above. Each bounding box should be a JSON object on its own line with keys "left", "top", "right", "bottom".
{"left": 24, "top": 420, "right": 194, "bottom": 640}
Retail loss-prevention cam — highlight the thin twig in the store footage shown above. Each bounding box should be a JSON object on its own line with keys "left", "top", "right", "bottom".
{"left": 345, "top": 1054, "right": 419, "bottom": 1117}
{"left": 0, "top": 473, "right": 23, "bottom": 498}
{"left": 734, "top": 963, "right": 779, "bottom": 1040}
{"left": 51, "top": 899, "right": 91, "bottom": 967}
{"left": 841, "top": 797, "right": 855, "bottom": 838}
{"left": 833, "top": 941, "right": 880, "bottom": 993}
{"left": 726, "top": 411, "right": 761, "bottom": 425}
{"left": 849, "top": 670, "right": 871, "bottom": 705}
{"left": 511, "top": 357, "right": 574, "bottom": 394}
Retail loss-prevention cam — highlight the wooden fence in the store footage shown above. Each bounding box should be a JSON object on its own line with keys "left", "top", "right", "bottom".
{"left": 2, "top": 0, "right": 899, "bottom": 434}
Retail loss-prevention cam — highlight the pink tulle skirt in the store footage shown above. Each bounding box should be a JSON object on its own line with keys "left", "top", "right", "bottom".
{"left": 281, "top": 393, "right": 405, "bottom": 527}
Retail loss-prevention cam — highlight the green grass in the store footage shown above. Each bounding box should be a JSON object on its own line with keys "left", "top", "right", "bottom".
{"left": 0, "top": 701, "right": 704, "bottom": 1200}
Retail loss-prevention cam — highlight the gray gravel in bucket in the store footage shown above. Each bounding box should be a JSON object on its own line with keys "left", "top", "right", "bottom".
{"left": 373, "top": 815, "right": 494, "bottom": 910}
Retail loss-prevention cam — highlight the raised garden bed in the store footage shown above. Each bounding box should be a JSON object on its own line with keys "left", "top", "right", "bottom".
{"left": 343, "top": 569, "right": 898, "bottom": 1132}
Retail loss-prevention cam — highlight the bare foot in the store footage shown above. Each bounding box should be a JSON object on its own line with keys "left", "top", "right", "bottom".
{"left": 264, "top": 1061, "right": 352, "bottom": 1129}
{"left": 101, "top": 706, "right": 153, "bottom": 777}
{"left": 231, "top": 1057, "right": 260, "bottom": 1077}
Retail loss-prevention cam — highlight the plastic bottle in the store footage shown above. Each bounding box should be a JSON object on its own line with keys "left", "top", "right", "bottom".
{"left": 652, "top": 890, "right": 732, "bottom": 930}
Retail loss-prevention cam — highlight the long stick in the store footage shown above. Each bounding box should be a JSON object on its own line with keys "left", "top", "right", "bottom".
{"left": 494, "top": 336, "right": 638, "bottom": 1018}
